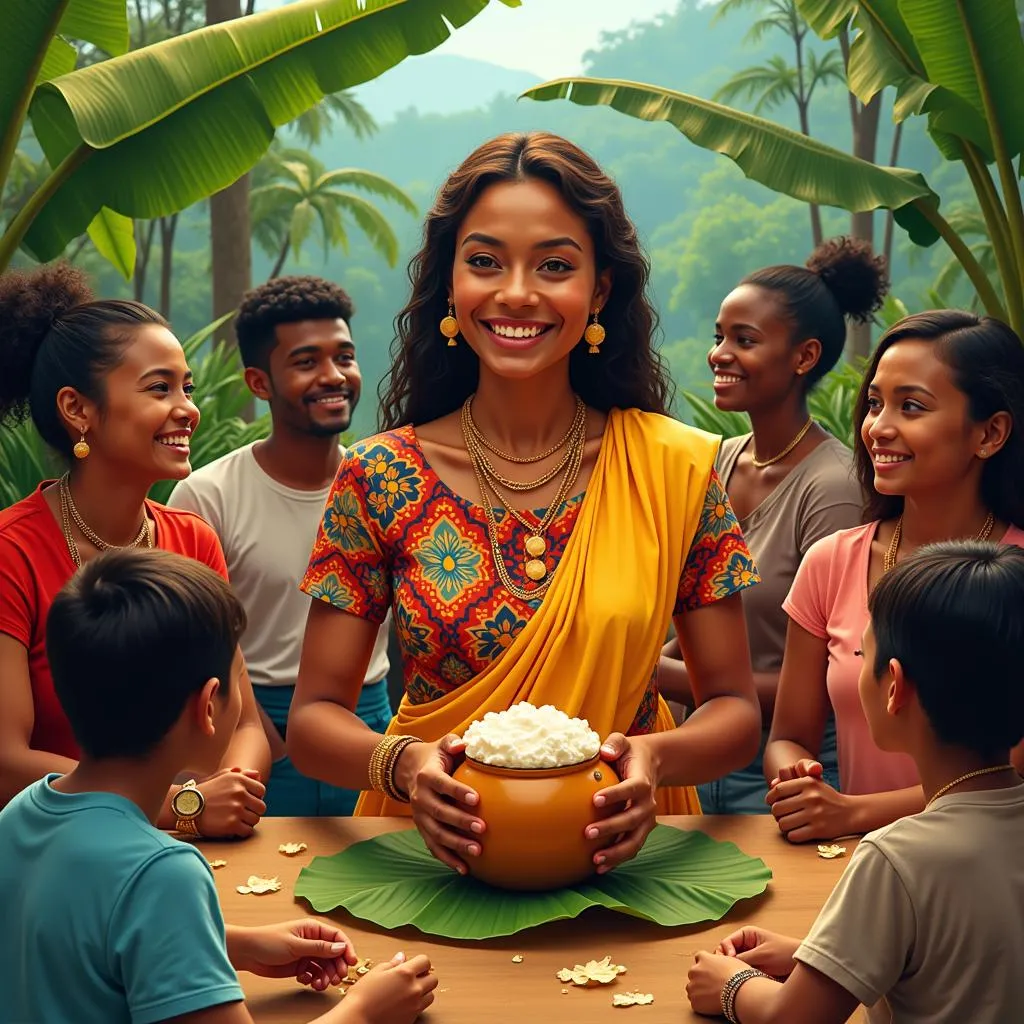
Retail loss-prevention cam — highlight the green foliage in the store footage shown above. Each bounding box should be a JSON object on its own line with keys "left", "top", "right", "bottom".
{"left": 251, "top": 144, "right": 416, "bottom": 277}
{"left": 0, "top": 0, "right": 520, "bottom": 275}
{"left": 524, "top": 0, "right": 1024, "bottom": 337}
{"left": 0, "top": 419, "right": 60, "bottom": 510}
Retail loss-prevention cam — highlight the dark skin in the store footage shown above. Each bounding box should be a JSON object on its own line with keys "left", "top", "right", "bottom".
{"left": 659, "top": 284, "right": 828, "bottom": 719}
{"left": 242, "top": 317, "right": 363, "bottom": 757}
{"left": 289, "top": 178, "right": 761, "bottom": 876}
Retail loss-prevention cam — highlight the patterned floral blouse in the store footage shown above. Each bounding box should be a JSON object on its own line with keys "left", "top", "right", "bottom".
{"left": 301, "top": 427, "right": 759, "bottom": 735}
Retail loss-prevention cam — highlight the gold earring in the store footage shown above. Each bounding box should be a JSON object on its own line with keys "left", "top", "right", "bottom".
{"left": 584, "top": 308, "right": 606, "bottom": 355}
{"left": 978, "top": 448, "right": 988, "bottom": 458}
{"left": 440, "top": 301, "right": 459, "bottom": 347}
{"left": 73, "top": 430, "right": 90, "bottom": 460}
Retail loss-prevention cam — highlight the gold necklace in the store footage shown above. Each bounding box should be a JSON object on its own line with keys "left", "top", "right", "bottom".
{"left": 463, "top": 397, "right": 586, "bottom": 491}
{"left": 750, "top": 417, "right": 813, "bottom": 469}
{"left": 461, "top": 400, "right": 586, "bottom": 600}
{"left": 466, "top": 396, "right": 585, "bottom": 465}
{"left": 926, "top": 764, "right": 1015, "bottom": 808}
{"left": 59, "top": 473, "right": 153, "bottom": 568}
{"left": 883, "top": 511, "right": 996, "bottom": 574}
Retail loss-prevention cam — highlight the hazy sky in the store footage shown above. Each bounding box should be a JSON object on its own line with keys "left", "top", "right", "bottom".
{"left": 437, "top": 0, "right": 684, "bottom": 78}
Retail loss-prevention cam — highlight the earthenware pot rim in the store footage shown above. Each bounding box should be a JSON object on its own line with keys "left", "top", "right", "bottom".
{"left": 462, "top": 753, "right": 603, "bottom": 774}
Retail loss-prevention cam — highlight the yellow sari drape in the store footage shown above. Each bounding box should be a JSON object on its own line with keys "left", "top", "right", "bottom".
{"left": 355, "top": 409, "right": 719, "bottom": 816}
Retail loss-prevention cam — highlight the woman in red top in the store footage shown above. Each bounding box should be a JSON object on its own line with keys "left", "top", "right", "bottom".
{"left": 0, "top": 264, "right": 270, "bottom": 837}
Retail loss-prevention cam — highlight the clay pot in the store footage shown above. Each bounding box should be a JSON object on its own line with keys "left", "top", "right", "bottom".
{"left": 452, "top": 755, "right": 621, "bottom": 891}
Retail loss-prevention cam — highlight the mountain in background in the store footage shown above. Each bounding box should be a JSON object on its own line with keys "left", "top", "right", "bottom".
{"left": 353, "top": 54, "right": 541, "bottom": 122}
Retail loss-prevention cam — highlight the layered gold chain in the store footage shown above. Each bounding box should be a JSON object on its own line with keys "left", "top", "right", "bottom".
{"left": 883, "top": 510, "right": 995, "bottom": 574}
{"left": 460, "top": 397, "right": 587, "bottom": 602}
{"left": 59, "top": 473, "right": 153, "bottom": 568}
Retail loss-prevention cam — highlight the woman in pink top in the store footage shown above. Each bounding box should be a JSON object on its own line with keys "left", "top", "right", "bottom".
{"left": 764, "top": 309, "right": 1024, "bottom": 842}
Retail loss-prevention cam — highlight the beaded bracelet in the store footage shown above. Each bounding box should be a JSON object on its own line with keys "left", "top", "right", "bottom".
{"left": 368, "top": 735, "right": 422, "bottom": 803}
{"left": 721, "top": 967, "right": 768, "bottom": 1023}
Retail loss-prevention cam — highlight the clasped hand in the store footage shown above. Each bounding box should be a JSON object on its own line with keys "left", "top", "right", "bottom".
{"left": 765, "top": 759, "right": 851, "bottom": 843}
{"left": 398, "top": 731, "right": 659, "bottom": 875}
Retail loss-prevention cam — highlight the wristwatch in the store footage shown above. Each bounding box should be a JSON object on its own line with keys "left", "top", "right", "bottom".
{"left": 171, "top": 779, "right": 205, "bottom": 837}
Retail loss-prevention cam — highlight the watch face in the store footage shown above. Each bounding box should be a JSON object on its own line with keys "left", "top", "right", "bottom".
{"left": 173, "top": 788, "right": 203, "bottom": 817}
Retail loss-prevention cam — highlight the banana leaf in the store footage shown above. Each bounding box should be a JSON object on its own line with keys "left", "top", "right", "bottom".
{"left": 18, "top": 0, "right": 519, "bottom": 263}
{"left": 294, "top": 824, "right": 771, "bottom": 940}
{"left": 521, "top": 77, "right": 941, "bottom": 246}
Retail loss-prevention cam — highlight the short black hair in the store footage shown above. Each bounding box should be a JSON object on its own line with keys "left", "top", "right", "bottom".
{"left": 0, "top": 263, "right": 168, "bottom": 457}
{"left": 235, "top": 275, "right": 355, "bottom": 371}
{"left": 47, "top": 548, "right": 247, "bottom": 760}
{"left": 869, "top": 540, "right": 1024, "bottom": 758}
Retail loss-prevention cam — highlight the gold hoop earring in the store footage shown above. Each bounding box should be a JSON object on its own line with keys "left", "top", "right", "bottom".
{"left": 584, "top": 308, "right": 606, "bottom": 355}
{"left": 440, "top": 301, "right": 459, "bottom": 347}
{"left": 73, "top": 430, "right": 90, "bottom": 460}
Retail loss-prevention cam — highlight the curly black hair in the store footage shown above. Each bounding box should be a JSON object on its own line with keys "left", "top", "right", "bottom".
{"left": 741, "top": 236, "right": 889, "bottom": 388}
{"left": 0, "top": 263, "right": 167, "bottom": 457}
{"left": 378, "top": 131, "right": 673, "bottom": 429}
{"left": 235, "top": 275, "right": 356, "bottom": 371}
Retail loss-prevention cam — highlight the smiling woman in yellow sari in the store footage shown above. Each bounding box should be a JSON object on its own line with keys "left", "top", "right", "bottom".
{"left": 288, "top": 132, "right": 762, "bottom": 876}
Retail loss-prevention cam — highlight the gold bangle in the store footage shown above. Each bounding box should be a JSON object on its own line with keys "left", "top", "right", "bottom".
{"left": 367, "top": 735, "right": 421, "bottom": 801}
{"left": 383, "top": 736, "right": 422, "bottom": 803}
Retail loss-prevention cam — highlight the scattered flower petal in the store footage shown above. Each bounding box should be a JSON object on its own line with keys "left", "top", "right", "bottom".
{"left": 613, "top": 992, "right": 655, "bottom": 1007}
{"left": 512, "top": 954, "right": 524, "bottom": 963}
{"left": 208, "top": 859, "right": 227, "bottom": 869}
{"left": 279, "top": 842, "right": 308, "bottom": 856}
{"left": 235, "top": 874, "right": 282, "bottom": 895}
{"left": 556, "top": 955, "right": 626, "bottom": 986}
{"left": 817, "top": 844, "right": 847, "bottom": 860}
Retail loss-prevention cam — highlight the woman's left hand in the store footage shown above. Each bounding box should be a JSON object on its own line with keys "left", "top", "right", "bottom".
{"left": 582, "top": 733, "right": 658, "bottom": 873}
{"left": 685, "top": 951, "right": 751, "bottom": 1015}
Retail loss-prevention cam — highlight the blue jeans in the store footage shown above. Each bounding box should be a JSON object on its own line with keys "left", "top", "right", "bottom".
{"left": 254, "top": 680, "right": 393, "bottom": 817}
{"left": 697, "top": 717, "right": 841, "bottom": 815}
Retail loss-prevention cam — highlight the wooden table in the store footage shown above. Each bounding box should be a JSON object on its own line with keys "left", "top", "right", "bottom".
{"left": 198, "top": 816, "right": 859, "bottom": 1023}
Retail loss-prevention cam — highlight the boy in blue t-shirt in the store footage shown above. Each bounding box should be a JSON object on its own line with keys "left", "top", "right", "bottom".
{"left": 0, "top": 548, "right": 436, "bottom": 1024}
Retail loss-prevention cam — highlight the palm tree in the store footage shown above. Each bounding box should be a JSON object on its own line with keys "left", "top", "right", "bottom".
{"left": 251, "top": 146, "right": 417, "bottom": 279}
{"left": 714, "top": 0, "right": 845, "bottom": 247}
{"left": 291, "top": 91, "right": 377, "bottom": 147}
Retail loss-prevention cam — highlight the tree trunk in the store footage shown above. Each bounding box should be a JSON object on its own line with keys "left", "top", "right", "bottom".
{"left": 269, "top": 236, "right": 290, "bottom": 279}
{"left": 134, "top": 219, "right": 157, "bottom": 303}
{"left": 158, "top": 213, "right": 179, "bottom": 319}
{"left": 206, "top": 0, "right": 252, "bottom": 391}
{"left": 797, "top": 102, "right": 824, "bottom": 247}
{"left": 882, "top": 121, "right": 904, "bottom": 272}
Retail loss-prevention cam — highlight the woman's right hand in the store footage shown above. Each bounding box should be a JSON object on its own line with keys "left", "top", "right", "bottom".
{"left": 341, "top": 953, "right": 437, "bottom": 1024}
{"left": 194, "top": 767, "right": 267, "bottom": 839}
{"left": 394, "top": 735, "right": 485, "bottom": 874}
{"left": 715, "top": 926, "right": 801, "bottom": 978}
{"left": 771, "top": 758, "right": 823, "bottom": 785}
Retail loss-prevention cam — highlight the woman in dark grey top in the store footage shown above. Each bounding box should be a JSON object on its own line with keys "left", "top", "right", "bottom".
{"left": 660, "top": 237, "right": 887, "bottom": 812}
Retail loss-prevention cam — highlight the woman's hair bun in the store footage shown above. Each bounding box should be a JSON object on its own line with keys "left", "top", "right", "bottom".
{"left": 0, "top": 262, "right": 94, "bottom": 426}
{"left": 806, "top": 236, "right": 889, "bottom": 324}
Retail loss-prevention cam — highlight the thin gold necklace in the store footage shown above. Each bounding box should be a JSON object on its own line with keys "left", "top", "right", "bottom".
{"left": 884, "top": 511, "right": 996, "bottom": 574}
{"left": 59, "top": 473, "right": 153, "bottom": 568}
{"left": 750, "top": 417, "right": 813, "bottom": 469}
{"left": 926, "top": 765, "right": 1015, "bottom": 808}
{"left": 466, "top": 396, "right": 584, "bottom": 465}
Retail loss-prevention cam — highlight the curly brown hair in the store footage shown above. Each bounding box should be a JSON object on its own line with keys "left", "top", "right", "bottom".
{"left": 0, "top": 262, "right": 167, "bottom": 457}
{"left": 378, "top": 132, "right": 673, "bottom": 429}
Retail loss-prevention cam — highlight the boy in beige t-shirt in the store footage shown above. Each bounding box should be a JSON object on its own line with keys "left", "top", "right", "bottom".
{"left": 686, "top": 540, "right": 1024, "bottom": 1024}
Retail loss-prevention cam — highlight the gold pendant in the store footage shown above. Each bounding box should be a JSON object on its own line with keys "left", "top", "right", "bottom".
{"left": 525, "top": 559, "right": 547, "bottom": 582}
{"left": 524, "top": 535, "right": 547, "bottom": 558}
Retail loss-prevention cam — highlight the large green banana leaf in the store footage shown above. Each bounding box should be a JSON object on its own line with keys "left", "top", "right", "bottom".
{"left": 0, "top": 0, "right": 128, "bottom": 189}
{"left": 522, "top": 77, "right": 940, "bottom": 245}
{"left": 16, "top": 0, "right": 518, "bottom": 263}
{"left": 795, "top": 0, "right": 1024, "bottom": 162}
